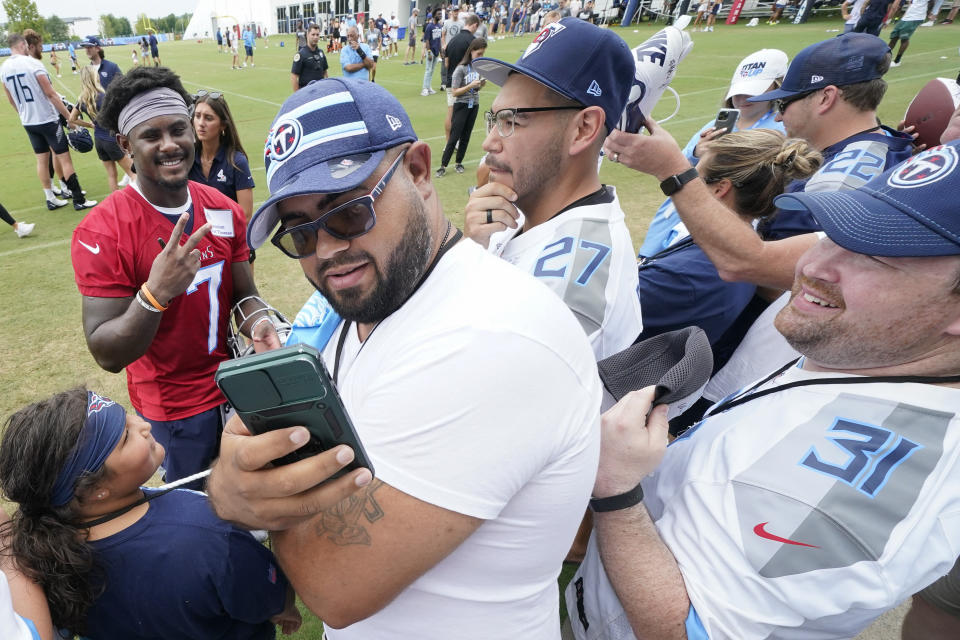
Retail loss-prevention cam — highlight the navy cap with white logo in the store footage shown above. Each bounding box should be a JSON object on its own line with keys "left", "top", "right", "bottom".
{"left": 472, "top": 17, "right": 634, "bottom": 134}
{"left": 79, "top": 35, "right": 103, "bottom": 47}
{"left": 748, "top": 32, "right": 890, "bottom": 103}
{"left": 248, "top": 78, "right": 417, "bottom": 250}
{"left": 775, "top": 141, "right": 960, "bottom": 257}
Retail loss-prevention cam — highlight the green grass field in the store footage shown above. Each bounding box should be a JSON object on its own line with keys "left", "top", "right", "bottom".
{"left": 0, "top": 17, "right": 956, "bottom": 638}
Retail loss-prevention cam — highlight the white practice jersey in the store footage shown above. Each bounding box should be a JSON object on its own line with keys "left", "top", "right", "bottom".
{"left": 569, "top": 362, "right": 960, "bottom": 639}
{"left": 0, "top": 54, "right": 57, "bottom": 125}
{"left": 486, "top": 186, "right": 642, "bottom": 361}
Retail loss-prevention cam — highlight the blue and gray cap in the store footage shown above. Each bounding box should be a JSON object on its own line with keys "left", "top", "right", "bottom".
{"left": 248, "top": 78, "right": 418, "bottom": 250}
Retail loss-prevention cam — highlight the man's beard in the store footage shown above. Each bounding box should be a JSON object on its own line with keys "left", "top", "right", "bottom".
{"left": 308, "top": 198, "right": 434, "bottom": 324}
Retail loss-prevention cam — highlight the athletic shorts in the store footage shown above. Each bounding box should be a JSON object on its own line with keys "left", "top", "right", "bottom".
{"left": 245, "top": 45, "right": 253, "bottom": 56}
{"left": 853, "top": 17, "right": 884, "bottom": 35}
{"left": 24, "top": 121, "right": 68, "bottom": 155}
{"left": 409, "top": 32, "right": 416, "bottom": 45}
{"left": 340, "top": 35, "right": 347, "bottom": 43}
{"left": 891, "top": 19, "right": 922, "bottom": 39}
{"left": 711, "top": 3, "right": 721, "bottom": 14}
{"left": 953, "top": 0, "right": 959, "bottom": 9}
{"left": 447, "top": 88, "right": 455, "bottom": 106}
{"left": 150, "top": 46, "right": 159, "bottom": 58}
{"left": 919, "top": 557, "right": 960, "bottom": 617}
{"left": 95, "top": 137, "right": 124, "bottom": 162}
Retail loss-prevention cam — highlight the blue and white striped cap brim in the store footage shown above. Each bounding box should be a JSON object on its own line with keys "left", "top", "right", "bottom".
{"left": 248, "top": 78, "right": 416, "bottom": 250}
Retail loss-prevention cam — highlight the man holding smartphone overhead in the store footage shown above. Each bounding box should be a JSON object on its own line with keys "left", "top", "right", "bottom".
{"left": 207, "top": 78, "right": 602, "bottom": 640}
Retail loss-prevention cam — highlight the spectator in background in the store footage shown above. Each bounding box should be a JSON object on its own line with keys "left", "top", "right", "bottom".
{"left": 69, "top": 66, "right": 135, "bottom": 192}
{"left": 49, "top": 50, "right": 61, "bottom": 77}
{"left": 68, "top": 41, "right": 78, "bottom": 74}
{"left": 242, "top": 24, "right": 256, "bottom": 67}
{"left": 841, "top": 0, "right": 869, "bottom": 31}
{"left": 854, "top": 0, "right": 896, "bottom": 34}
{"left": 422, "top": 14, "right": 443, "bottom": 94}
{"left": 0, "top": 388, "right": 301, "bottom": 639}
{"left": 405, "top": 8, "right": 420, "bottom": 64}
{"left": 578, "top": 0, "right": 597, "bottom": 22}
{"left": 189, "top": 90, "right": 256, "bottom": 232}
{"left": 295, "top": 21, "right": 307, "bottom": 49}
{"left": 79, "top": 36, "right": 122, "bottom": 89}
{"left": 291, "top": 23, "right": 328, "bottom": 90}
{"left": 341, "top": 26, "right": 375, "bottom": 80}
{"left": 227, "top": 29, "right": 240, "bottom": 69}
{"left": 440, "top": 5, "right": 463, "bottom": 89}
{"left": 436, "top": 38, "right": 487, "bottom": 177}
{"left": 389, "top": 12, "right": 401, "bottom": 57}
{"left": 888, "top": 0, "right": 931, "bottom": 66}
{"left": 216, "top": 27, "right": 223, "bottom": 52}
{"left": 131, "top": 47, "right": 139, "bottom": 67}
{"left": 443, "top": 13, "right": 480, "bottom": 140}
{"left": 139, "top": 37, "right": 149, "bottom": 65}
{"left": 147, "top": 29, "right": 161, "bottom": 66}
{"left": 365, "top": 19, "right": 382, "bottom": 81}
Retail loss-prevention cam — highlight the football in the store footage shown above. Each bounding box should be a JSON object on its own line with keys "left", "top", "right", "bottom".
{"left": 903, "top": 77, "right": 960, "bottom": 149}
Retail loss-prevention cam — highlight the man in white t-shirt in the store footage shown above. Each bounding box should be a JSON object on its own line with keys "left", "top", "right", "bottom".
{"left": 567, "top": 143, "right": 960, "bottom": 640}
{"left": 1, "top": 30, "right": 96, "bottom": 211}
{"left": 388, "top": 12, "right": 401, "bottom": 57}
{"left": 465, "top": 18, "right": 642, "bottom": 363}
{"left": 208, "top": 78, "right": 601, "bottom": 640}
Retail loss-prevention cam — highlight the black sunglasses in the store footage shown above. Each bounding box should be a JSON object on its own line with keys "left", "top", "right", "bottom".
{"left": 271, "top": 149, "right": 408, "bottom": 259}
{"left": 775, "top": 90, "right": 816, "bottom": 115}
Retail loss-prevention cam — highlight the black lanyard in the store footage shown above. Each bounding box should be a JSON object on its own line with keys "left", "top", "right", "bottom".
{"left": 706, "top": 358, "right": 960, "bottom": 418}
{"left": 333, "top": 224, "right": 463, "bottom": 386}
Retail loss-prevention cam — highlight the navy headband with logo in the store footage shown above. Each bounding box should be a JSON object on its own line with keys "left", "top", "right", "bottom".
{"left": 50, "top": 391, "right": 126, "bottom": 507}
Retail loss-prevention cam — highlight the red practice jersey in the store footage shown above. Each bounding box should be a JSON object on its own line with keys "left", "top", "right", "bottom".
{"left": 72, "top": 183, "right": 250, "bottom": 420}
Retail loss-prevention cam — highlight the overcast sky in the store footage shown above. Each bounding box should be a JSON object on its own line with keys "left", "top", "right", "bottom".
{"left": 1, "top": 0, "right": 199, "bottom": 26}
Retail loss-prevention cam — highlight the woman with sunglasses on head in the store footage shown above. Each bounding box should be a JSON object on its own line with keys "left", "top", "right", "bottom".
{"left": 638, "top": 49, "right": 789, "bottom": 258}
{"left": 0, "top": 388, "right": 306, "bottom": 640}
{"left": 189, "top": 90, "right": 256, "bottom": 258}
{"left": 69, "top": 67, "right": 135, "bottom": 192}
{"left": 435, "top": 38, "right": 487, "bottom": 177}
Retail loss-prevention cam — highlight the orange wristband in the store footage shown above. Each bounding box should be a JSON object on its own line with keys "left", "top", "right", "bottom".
{"left": 140, "top": 284, "right": 169, "bottom": 311}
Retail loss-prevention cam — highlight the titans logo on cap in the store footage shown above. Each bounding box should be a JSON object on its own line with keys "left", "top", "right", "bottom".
{"left": 887, "top": 146, "right": 958, "bottom": 189}
{"left": 523, "top": 22, "right": 566, "bottom": 59}
{"left": 269, "top": 119, "right": 303, "bottom": 162}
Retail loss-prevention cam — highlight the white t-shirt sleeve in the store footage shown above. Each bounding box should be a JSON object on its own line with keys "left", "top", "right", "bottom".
{"left": 347, "top": 328, "right": 595, "bottom": 519}
{"left": 0, "top": 573, "right": 41, "bottom": 640}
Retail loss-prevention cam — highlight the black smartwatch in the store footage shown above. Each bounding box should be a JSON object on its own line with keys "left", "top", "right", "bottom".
{"left": 659, "top": 167, "right": 699, "bottom": 197}
{"left": 589, "top": 481, "right": 644, "bottom": 512}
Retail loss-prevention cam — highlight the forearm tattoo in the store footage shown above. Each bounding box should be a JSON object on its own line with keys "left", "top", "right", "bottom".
{"left": 316, "top": 479, "right": 384, "bottom": 545}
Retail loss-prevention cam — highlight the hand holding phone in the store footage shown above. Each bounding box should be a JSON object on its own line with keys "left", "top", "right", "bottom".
{"left": 714, "top": 108, "right": 740, "bottom": 135}
{"left": 215, "top": 344, "right": 374, "bottom": 475}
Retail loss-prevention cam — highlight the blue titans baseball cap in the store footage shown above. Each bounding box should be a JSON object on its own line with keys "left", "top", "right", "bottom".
{"left": 748, "top": 32, "right": 890, "bottom": 103}
{"left": 248, "top": 78, "right": 417, "bottom": 249}
{"left": 774, "top": 142, "right": 960, "bottom": 257}
{"left": 472, "top": 17, "right": 634, "bottom": 134}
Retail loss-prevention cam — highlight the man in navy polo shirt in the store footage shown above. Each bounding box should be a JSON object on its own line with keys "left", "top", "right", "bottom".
{"left": 602, "top": 32, "right": 914, "bottom": 292}
{"left": 79, "top": 36, "right": 122, "bottom": 89}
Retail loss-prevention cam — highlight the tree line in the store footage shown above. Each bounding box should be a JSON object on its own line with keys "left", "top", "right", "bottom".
{"left": 2, "top": 0, "right": 191, "bottom": 44}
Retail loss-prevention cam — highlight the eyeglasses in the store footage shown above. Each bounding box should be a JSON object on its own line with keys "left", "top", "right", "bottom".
{"left": 195, "top": 89, "right": 223, "bottom": 101}
{"left": 484, "top": 106, "right": 583, "bottom": 138}
{"left": 774, "top": 90, "right": 815, "bottom": 115}
{"left": 271, "top": 148, "right": 408, "bottom": 259}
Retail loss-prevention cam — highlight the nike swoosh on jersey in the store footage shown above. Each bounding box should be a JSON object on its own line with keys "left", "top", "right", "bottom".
{"left": 78, "top": 240, "right": 101, "bottom": 254}
{"left": 753, "top": 522, "right": 819, "bottom": 548}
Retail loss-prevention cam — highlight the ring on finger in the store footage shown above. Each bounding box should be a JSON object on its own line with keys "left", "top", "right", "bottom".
{"left": 486, "top": 209, "right": 493, "bottom": 224}
{"left": 612, "top": 152, "right": 620, "bottom": 163}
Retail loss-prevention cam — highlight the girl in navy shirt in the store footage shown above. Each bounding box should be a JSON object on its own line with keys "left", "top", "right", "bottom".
{"left": 0, "top": 388, "right": 298, "bottom": 640}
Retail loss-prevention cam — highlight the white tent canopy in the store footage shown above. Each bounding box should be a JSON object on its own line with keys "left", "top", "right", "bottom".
{"left": 184, "top": 0, "right": 275, "bottom": 38}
